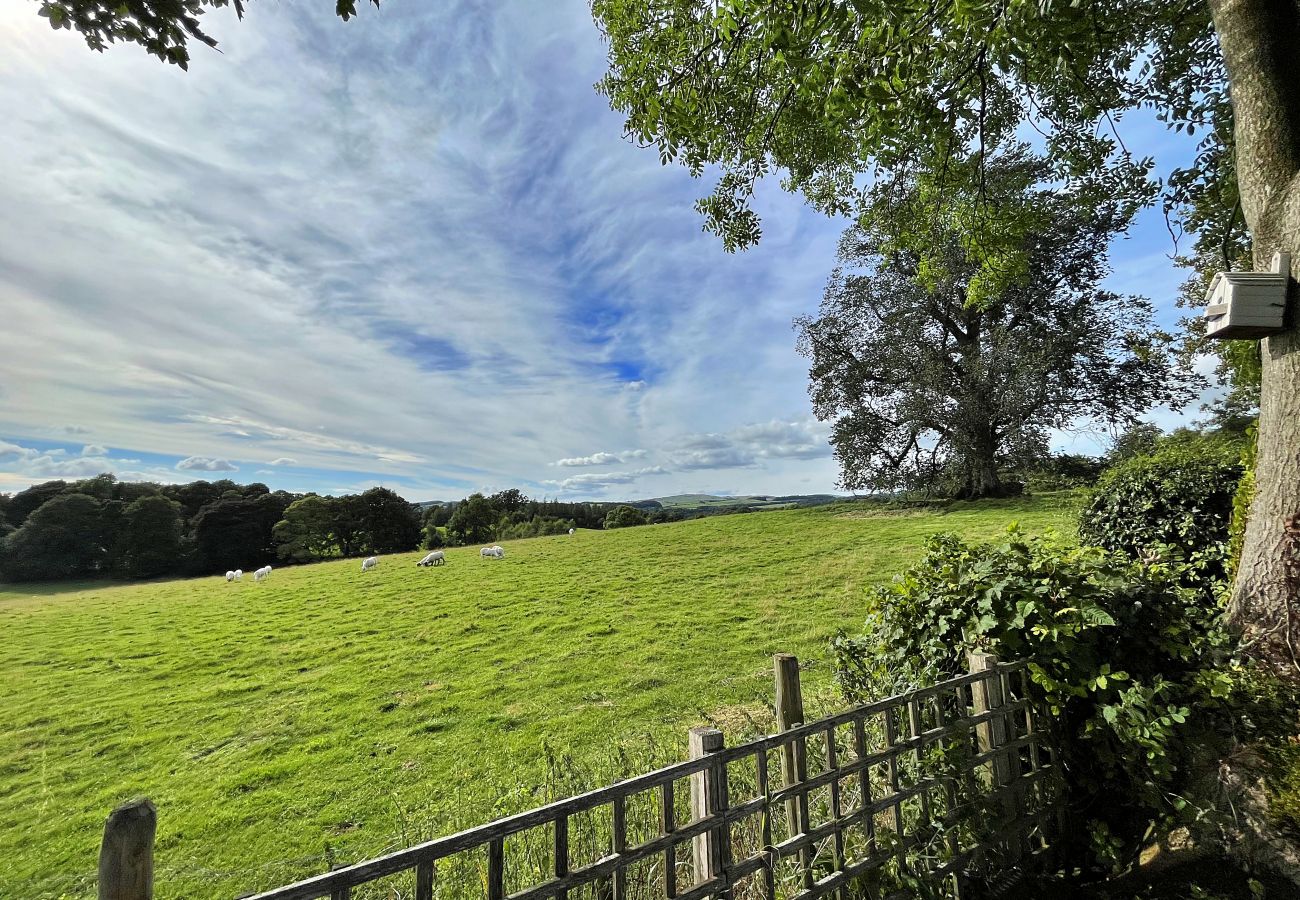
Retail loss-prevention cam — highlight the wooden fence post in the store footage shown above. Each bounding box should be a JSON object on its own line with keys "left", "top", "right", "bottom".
{"left": 774, "top": 654, "right": 814, "bottom": 888}
{"left": 688, "top": 727, "right": 727, "bottom": 893}
{"left": 99, "top": 798, "right": 155, "bottom": 900}
{"left": 968, "top": 652, "right": 1022, "bottom": 863}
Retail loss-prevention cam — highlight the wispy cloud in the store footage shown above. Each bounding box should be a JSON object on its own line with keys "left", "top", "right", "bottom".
{"left": 268, "top": 457, "right": 297, "bottom": 466}
{"left": 0, "top": 2, "right": 1209, "bottom": 498}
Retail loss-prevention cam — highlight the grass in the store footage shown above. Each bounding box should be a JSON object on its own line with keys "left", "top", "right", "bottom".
{"left": 0, "top": 494, "right": 1080, "bottom": 899}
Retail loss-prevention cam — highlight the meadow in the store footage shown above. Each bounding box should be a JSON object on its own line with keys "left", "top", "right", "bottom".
{"left": 0, "top": 495, "right": 1079, "bottom": 899}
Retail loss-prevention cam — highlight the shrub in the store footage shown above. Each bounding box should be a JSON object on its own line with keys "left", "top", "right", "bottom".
{"left": 603, "top": 505, "right": 649, "bottom": 529}
{"left": 832, "top": 528, "right": 1263, "bottom": 872}
{"left": 1078, "top": 437, "right": 1243, "bottom": 583}
{"left": 1226, "top": 422, "right": 1257, "bottom": 582}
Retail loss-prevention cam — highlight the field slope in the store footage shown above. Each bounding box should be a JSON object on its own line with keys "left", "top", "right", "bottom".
{"left": 0, "top": 496, "right": 1078, "bottom": 898}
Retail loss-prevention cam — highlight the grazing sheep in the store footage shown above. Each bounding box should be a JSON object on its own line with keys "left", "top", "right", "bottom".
{"left": 417, "top": 551, "right": 445, "bottom": 567}
{"left": 361, "top": 556, "right": 379, "bottom": 572}
{"left": 234, "top": 569, "right": 243, "bottom": 580}
{"left": 480, "top": 546, "right": 504, "bottom": 559}
{"left": 568, "top": 528, "right": 575, "bottom": 536}
{"left": 254, "top": 565, "right": 272, "bottom": 582}
{"left": 225, "top": 570, "right": 235, "bottom": 582}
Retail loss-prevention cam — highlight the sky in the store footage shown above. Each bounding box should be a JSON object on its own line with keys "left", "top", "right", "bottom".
{"left": 0, "top": 2, "right": 1217, "bottom": 502}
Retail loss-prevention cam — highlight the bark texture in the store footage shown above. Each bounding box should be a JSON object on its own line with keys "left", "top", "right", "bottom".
{"left": 1210, "top": 0, "right": 1300, "bottom": 667}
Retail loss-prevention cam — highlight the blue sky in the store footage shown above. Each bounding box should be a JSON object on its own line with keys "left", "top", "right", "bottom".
{"left": 0, "top": 2, "right": 1216, "bottom": 501}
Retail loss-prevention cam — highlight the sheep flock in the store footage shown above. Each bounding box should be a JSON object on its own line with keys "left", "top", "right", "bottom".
{"left": 218, "top": 530, "right": 574, "bottom": 583}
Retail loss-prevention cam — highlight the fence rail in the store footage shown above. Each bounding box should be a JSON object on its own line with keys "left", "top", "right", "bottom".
{"left": 97, "top": 654, "right": 1062, "bottom": 900}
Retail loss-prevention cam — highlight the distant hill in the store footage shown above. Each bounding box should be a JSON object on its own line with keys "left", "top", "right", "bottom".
{"left": 409, "top": 494, "right": 845, "bottom": 516}
{"left": 643, "top": 493, "right": 842, "bottom": 512}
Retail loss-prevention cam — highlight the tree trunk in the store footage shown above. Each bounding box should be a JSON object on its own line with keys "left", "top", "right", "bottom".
{"left": 1210, "top": 0, "right": 1300, "bottom": 669}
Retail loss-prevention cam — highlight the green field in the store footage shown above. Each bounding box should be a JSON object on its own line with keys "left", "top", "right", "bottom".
{"left": 0, "top": 496, "right": 1079, "bottom": 899}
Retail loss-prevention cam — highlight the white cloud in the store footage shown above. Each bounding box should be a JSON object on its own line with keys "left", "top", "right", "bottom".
{"left": 81, "top": 444, "right": 108, "bottom": 456}
{"left": 671, "top": 447, "right": 759, "bottom": 470}
{"left": 554, "top": 449, "right": 647, "bottom": 467}
{"left": 543, "top": 466, "right": 668, "bottom": 493}
{"left": 63, "top": 425, "right": 91, "bottom": 435}
{"left": 668, "top": 419, "right": 831, "bottom": 470}
{"left": 268, "top": 457, "right": 298, "bottom": 466}
{"left": 0, "top": 438, "right": 119, "bottom": 483}
{"left": 0, "top": 440, "right": 39, "bottom": 462}
{"left": 176, "top": 456, "right": 238, "bottom": 472}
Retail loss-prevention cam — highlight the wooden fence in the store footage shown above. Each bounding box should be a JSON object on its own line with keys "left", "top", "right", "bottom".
{"left": 97, "top": 653, "right": 1062, "bottom": 900}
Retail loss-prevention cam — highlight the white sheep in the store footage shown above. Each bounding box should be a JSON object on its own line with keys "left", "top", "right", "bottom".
{"left": 568, "top": 528, "right": 575, "bottom": 536}
{"left": 233, "top": 569, "right": 243, "bottom": 580}
{"left": 225, "top": 570, "right": 235, "bottom": 582}
{"left": 254, "top": 565, "right": 272, "bottom": 582}
{"left": 361, "top": 556, "right": 379, "bottom": 572}
{"left": 480, "top": 546, "right": 504, "bottom": 559}
{"left": 417, "top": 551, "right": 445, "bottom": 567}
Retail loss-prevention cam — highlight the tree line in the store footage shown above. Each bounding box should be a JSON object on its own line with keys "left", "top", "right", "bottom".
{"left": 0, "top": 475, "right": 421, "bottom": 583}
{"left": 0, "top": 478, "right": 692, "bottom": 584}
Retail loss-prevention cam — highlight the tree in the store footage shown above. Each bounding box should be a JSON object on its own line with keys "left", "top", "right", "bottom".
{"left": 114, "top": 495, "right": 183, "bottom": 579}
{"left": 0, "top": 493, "right": 108, "bottom": 581}
{"left": 421, "top": 507, "right": 447, "bottom": 550}
{"left": 5, "top": 480, "right": 68, "bottom": 528}
{"left": 357, "top": 487, "right": 421, "bottom": 554}
{"left": 1107, "top": 423, "right": 1166, "bottom": 464}
{"left": 593, "top": 0, "right": 1300, "bottom": 659}
{"left": 797, "top": 154, "right": 1191, "bottom": 498}
{"left": 272, "top": 495, "right": 337, "bottom": 563}
{"left": 38, "top": 1, "right": 377, "bottom": 69}
{"left": 604, "top": 505, "right": 649, "bottom": 529}
{"left": 190, "top": 495, "right": 279, "bottom": 572}
{"left": 447, "top": 493, "right": 495, "bottom": 546}
{"left": 488, "top": 489, "right": 528, "bottom": 516}
{"left": 328, "top": 493, "right": 368, "bottom": 557}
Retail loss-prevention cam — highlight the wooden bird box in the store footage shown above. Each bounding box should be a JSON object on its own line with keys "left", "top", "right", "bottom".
{"left": 1204, "top": 252, "right": 1290, "bottom": 339}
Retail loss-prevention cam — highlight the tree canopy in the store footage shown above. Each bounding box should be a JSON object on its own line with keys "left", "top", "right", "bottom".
{"left": 594, "top": 0, "right": 1226, "bottom": 258}
{"left": 38, "top": 1, "right": 378, "bottom": 69}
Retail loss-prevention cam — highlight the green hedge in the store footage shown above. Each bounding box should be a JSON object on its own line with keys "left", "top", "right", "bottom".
{"left": 833, "top": 528, "right": 1289, "bottom": 873}
{"left": 1078, "top": 437, "right": 1243, "bottom": 579}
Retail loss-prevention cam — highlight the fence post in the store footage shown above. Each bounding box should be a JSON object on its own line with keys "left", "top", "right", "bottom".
{"left": 688, "top": 726, "right": 727, "bottom": 893}
{"left": 968, "top": 652, "right": 1022, "bottom": 863}
{"left": 774, "top": 653, "right": 815, "bottom": 888}
{"left": 98, "top": 798, "right": 156, "bottom": 900}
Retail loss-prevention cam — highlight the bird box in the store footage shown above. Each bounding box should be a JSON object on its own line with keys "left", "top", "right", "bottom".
{"left": 1204, "top": 252, "right": 1290, "bottom": 339}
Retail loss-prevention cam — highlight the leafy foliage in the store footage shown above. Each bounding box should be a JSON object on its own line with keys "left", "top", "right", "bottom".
{"left": 447, "top": 493, "right": 497, "bottom": 546}
{"left": 0, "top": 493, "right": 112, "bottom": 581}
{"left": 1078, "top": 434, "right": 1245, "bottom": 582}
{"left": 113, "top": 495, "right": 183, "bottom": 579}
{"left": 1227, "top": 423, "right": 1257, "bottom": 583}
{"left": 37, "top": 0, "right": 377, "bottom": 69}
{"left": 594, "top": 0, "right": 1229, "bottom": 257}
{"left": 355, "top": 487, "right": 422, "bottom": 554}
{"left": 272, "top": 495, "right": 339, "bottom": 563}
{"left": 603, "top": 505, "right": 649, "bottom": 529}
{"left": 833, "top": 529, "right": 1286, "bottom": 871}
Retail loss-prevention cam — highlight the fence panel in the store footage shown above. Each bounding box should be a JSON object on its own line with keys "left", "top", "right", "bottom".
{"left": 98, "top": 656, "right": 1060, "bottom": 900}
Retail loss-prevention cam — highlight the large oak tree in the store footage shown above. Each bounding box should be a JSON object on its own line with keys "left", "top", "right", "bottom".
{"left": 798, "top": 151, "right": 1192, "bottom": 498}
